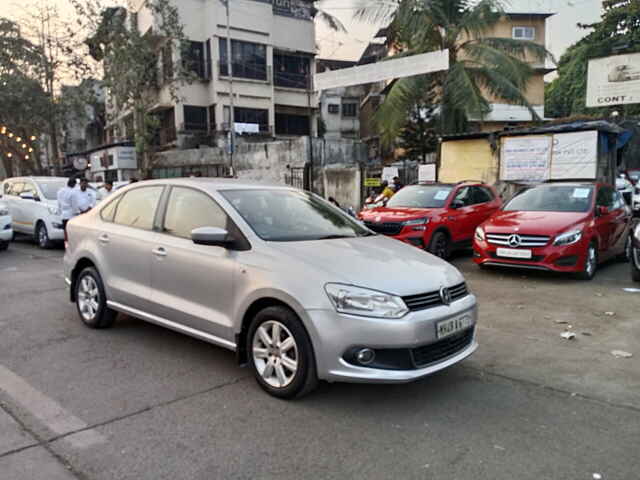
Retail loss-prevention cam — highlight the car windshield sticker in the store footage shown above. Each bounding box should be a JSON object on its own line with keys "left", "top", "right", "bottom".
{"left": 572, "top": 188, "right": 590, "bottom": 199}
{"left": 434, "top": 190, "right": 450, "bottom": 200}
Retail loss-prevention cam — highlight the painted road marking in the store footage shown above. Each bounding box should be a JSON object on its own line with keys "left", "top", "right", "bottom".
{"left": 0, "top": 365, "right": 105, "bottom": 449}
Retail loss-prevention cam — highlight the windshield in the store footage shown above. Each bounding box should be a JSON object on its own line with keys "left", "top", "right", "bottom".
{"left": 386, "top": 185, "right": 453, "bottom": 208}
{"left": 628, "top": 171, "right": 640, "bottom": 182}
{"left": 36, "top": 180, "right": 67, "bottom": 200}
{"left": 504, "top": 186, "right": 594, "bottom": 213}
{"left": 221, "top": 189, "right": 372, "bottom": 242}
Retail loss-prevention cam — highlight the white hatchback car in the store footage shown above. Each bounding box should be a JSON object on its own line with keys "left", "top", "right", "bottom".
{"left": 0, "top": 200, "right": 12, "bottom": 251}
{"left": 0, "top": 177, "right": 67, "bottom": 248}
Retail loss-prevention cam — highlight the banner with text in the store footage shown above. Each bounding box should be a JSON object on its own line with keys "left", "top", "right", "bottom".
{"left": 500, "top": 136, "right": 552, "bottom": 182}
{"left": 550, "top": 131, "right": 598, "bottom": 180}
{"left": 587, "top": 53, "right": 640, "bottom": 107}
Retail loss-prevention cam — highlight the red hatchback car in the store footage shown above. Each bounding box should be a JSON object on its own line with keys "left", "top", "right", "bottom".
{"left": 359, "top": 182, "right": 502, "bottom": 259}
{"left": 474, "top": 182, "right": 632, "bottom": 280}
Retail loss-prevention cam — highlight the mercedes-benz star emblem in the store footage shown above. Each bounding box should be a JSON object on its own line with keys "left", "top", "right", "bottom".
{"left": 508, "top": 234, "right": 522, "bottom": 247}
{"left": 440, "top": 287, "right": 451, "bottom": 306}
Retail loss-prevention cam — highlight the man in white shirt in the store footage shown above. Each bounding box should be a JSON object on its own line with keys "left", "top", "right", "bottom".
{"left": 71, "top": 178, "right": 95, "bottom": 217}
{"left": 57, "top": 177, "right": 77, "bottom": 231}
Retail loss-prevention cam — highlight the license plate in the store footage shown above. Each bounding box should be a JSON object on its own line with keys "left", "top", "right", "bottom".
{"left": 496, "top": 247, "right": 532, "bottom": 259}
{"left": 437, "top": 314, "right": 473, "bottom": 339}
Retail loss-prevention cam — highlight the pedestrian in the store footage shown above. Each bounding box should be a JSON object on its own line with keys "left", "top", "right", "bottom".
{"left": 71, "top": 178, "right": 95, "bottom": 217}
{"left": 57, "top": 177, "right": 77, "bottom": 231}
{"left": 380, "top": 180, "right": 395, "bottom": 200}
{"left": 101, "top": 180, "right": 113, "bottom": 197}
{"left": 393, "top": 176, "right": 404, "bottom": 192}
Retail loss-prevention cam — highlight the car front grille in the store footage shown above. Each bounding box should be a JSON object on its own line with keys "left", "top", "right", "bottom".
{"left": 411, "top": 327, "right": 475, "bottom": 367}
{"left": 364, "top": 221, "right": 403, "bottom": 235}
{"left": 486, "top": 233, "right": 550, "bottom": 247}
{"left": 402, "top": 282, "right": 469, "bottom": 311}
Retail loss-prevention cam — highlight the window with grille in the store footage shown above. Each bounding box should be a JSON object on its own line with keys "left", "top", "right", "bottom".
{"left": 328, "top": 104, "right": 340, "bottom": 114}
{"left": 183, "top": 105, "right": 208, "bottom": 131}
{"left": 512, "top": 26, "right": 535, "bottom": 40}
{"left": 219, "top": 38, "right": 267, "bottom": 81}
{"left": 342, "top": 103, "right": 357, "bottom": 117}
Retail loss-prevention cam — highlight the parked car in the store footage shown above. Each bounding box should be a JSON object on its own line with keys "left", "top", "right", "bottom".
{"left": 616, "top": 174, "right": 634, "bottom": 206}
{"left": 632, "top": 223, "right": 640, "bottom": 282}
{"left": 0, "top": 199, "right": 12, "bottom": 251}
{"left": 358, "top": 182, "right": 502, "bottom": 259}
{"left": 0, "top": 177, "right": 67, "bottom": 248}
{"left": 474, "top": 182, "right": 632, "bottom": 280}
{"left": 625, "top": 169, "right": 640, "bottom": 186}
{"left": 64, "top": 179, "right": 478, "bottom": 398}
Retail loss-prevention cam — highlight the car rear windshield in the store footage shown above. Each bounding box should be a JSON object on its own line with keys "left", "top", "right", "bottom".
{"left": 504, "top": 185, "right": 594, "bottom": 213}
{"left": 221, "top": 189, "right": 372, "bottom": 242}
{"left": 36, "top": 180, "right": 67, "bottom": 200}
{"left": 386, "top": 185, "right": 453, "bottom": 208}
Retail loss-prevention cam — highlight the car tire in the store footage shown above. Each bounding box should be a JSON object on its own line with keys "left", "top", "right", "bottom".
{"left": 247, "top": 306, "right": 318, "bottom": 399}
{"left": 618, "top": 234, "right": 632, "bottom": 262}
{"left": 577, "top": 242, "right": 598, "bottom": 281}
{"left": 0, "top": 241, "right": 8, "bottom": 251}
{"left": 428, "top": 231, "right": 450, "bottom": 260}
{"left": 75, "top": 267, "right": 117, "bottom": 329}
{"left": 631, "top": 245, "right": 640, "bottom": 282}
{"left": 35, "top": 222, "right": 52, "bottom": 249}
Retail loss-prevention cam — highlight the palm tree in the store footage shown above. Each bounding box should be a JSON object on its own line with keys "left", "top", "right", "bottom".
{"left": 355, "top": 0, "right": 553, "bottom": 144}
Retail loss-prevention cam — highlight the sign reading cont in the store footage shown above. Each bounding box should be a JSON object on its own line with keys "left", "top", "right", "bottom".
{"left": 587, "top": 53, "right": 640, "bottom": 107}
{"left": 315, "top": 50, "right": 449, "bottom": 91}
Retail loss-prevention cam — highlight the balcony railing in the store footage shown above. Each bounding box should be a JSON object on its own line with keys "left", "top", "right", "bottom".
{"left": 274, "top": 71, "right": 310, "bottom": 89}
{"left": 219, "top": 61, "right": 268, "bottom": 82}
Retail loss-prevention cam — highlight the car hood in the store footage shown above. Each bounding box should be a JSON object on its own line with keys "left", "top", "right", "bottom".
{"left": 267, "top": 235, "right": 464, "bottom": 296}
{"left": 360, "top": 207, "right": 444, "bottom": 223}
{"left": 482, "top": 210, "right": 590, "bottom": 236}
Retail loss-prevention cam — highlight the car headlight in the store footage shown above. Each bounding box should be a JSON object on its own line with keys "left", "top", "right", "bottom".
{"left": 0, "top": 207, "right": 8, "bottom": 216}
{"left": 325, "top": 283, "right": 409, "bottom": 319}
{"left": 402, "top": 217, "right": 429, "bottom": 226}
{"left": 553, "top": 230, "right": 582, "bottom": 246}
{"left": 474, "top": 226, "right": 485, "bottom": 241}
{"left": 48, "top": 205, "right": 61, "bottom": 216}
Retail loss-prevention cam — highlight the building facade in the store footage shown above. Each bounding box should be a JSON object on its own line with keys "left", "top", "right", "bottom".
{"left": 107, "top": 0, "right": 318, "bottom": 151}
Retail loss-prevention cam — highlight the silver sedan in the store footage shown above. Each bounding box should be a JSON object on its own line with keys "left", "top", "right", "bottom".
{"left": 63, "top": 179, "right": 478, "bottom": 398}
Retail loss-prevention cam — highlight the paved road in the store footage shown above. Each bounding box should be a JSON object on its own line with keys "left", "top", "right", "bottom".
{"left": 0, "top": 240, "right": 638, "bottom": 480}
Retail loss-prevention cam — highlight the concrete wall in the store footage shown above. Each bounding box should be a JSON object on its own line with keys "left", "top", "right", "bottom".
{"left": 322, "top": 167, "right": 361, "bottom": 210}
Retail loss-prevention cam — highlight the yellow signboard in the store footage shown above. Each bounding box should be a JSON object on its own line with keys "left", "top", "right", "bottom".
{"left": 364, "top": 178, "right": 381, "bottom": 187}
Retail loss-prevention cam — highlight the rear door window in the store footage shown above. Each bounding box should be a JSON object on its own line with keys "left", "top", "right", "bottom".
{"left": 596, "top": 187, "right": 616, "bottom": 210}
{"left": 163, "top": 187, "right": 229, "bottom": 239}
{"left": 113, "top": 187, "right": 164, "bottom": 230}
{"left": 9, "top": 182, "right": 24, "bottom": 196}
{"left": 472, "top": 186, "right": 493, "bottom": 204}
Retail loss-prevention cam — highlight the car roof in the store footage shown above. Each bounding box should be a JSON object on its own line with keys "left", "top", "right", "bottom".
{"left": 121, "top": 178, "right": 296, "bottom": 191}
{"left": 3, "top": 176, "right": 68, "bottom": 182}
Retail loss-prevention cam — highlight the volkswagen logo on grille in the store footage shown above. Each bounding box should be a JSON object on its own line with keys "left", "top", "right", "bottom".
{"left": 508, "top": 234, "right": 522, "bottom": 247}
{"left": 440, "top": 287, "right": 451, "bottom": 306}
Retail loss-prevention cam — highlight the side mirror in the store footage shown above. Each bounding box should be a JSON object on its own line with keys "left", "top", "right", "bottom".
{"left": 19, "top": 192, "right": 35, "bottom": 201}
{"left": 597, "top": 206, "right": 610, "bottom": 217}
{"left": 191, "top": 227, "right": 233, "bottom": 247}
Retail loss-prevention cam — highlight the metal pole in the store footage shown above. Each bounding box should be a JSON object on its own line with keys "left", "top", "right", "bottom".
{"left": 222, "top": 0, "right": 235, "bottom": 177}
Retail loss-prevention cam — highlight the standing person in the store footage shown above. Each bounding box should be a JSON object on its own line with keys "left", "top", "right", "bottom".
{"left": 71, "top": 178, "right": 94, "bottom": 217}
{"left": 393, "top": 176, "right": 404, "bottom": 192}
{"left": 101, "top": 180, "right": 113, "bottom": 197}
{"left": 57, "top": 177, "right": 77, "bottom": 231}
{"left": 380, "top": 181, "right": 395, "bottom": 200}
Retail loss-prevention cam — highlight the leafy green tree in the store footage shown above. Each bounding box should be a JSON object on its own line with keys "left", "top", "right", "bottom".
{"left": 398, "top": 104, "right": 438, "bottom": 163}
{"left": 546, "top": 0, "right": 640, "bottom": 118}
{"left": 356, "top": 0, "right": 552, "bottom": 144}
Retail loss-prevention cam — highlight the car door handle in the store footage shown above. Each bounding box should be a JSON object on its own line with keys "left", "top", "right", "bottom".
{"left": 98, "top": 234, "right": 110, "bottom": 244}
{"left": 152, "top": 247, "right": 167, "bottom": 257}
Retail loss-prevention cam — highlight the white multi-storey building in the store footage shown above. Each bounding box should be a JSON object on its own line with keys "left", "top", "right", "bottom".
{"left": 108, "top": 0, "right": 318, "bottom": 149}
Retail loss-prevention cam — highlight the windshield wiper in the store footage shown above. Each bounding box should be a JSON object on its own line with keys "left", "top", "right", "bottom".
{"left": 316, "top": 234, "right": 356, "bottom": 240}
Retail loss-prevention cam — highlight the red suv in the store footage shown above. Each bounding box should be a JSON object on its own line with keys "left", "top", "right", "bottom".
{"left": 473, "top": 182, "right": 632, "bottom": 280}
{"left": 359, "top": 182, "right": 502, "bottom": 259}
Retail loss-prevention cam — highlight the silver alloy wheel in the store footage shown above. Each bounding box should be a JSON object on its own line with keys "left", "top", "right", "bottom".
{"left": 252, "top": 320, "right": 299, "bottom": 388}
{"left": 586, "top": 245, "right": 597, "bottom": 277}
{"left": 625, "top": 235, "right": 632, "bottom": 260}
{"left": 78, "top": 275, "right": 100, "bottom": 321}
{"left": 634, "top": 246, "right": 640, "bottom": 270}
{"left": 38, "top": 224, "right": 48, "bottom": 248}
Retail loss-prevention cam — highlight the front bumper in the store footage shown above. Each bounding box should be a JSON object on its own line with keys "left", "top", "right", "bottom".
{"left": 46, "top": 217, "right": 65, "bottom": 241}
{"left": 0, "top": 217, "right": 12, "bottom": 242}
{"left": 306, "top": 293, "right": 478, "bottom": 383}
{"left": 473, "top": 238, "right": 587, "bottom": 273}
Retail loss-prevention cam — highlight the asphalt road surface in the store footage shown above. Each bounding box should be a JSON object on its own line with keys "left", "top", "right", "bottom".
{"left": 0, "top": 239, "right": 638, "bottom": 480}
